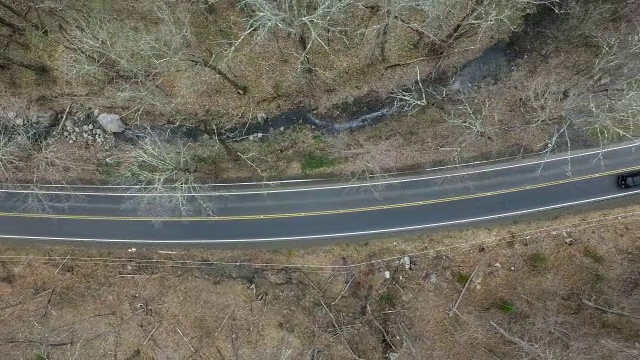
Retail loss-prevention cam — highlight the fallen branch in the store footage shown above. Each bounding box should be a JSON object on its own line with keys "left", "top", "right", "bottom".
{"left": 55, "top": 254, "right": 70, "bottom": 274}
{"left": 582, "top": 299, "right": 640, "bottom": 319}
{"left": 187, "top": 55, "right": 247, "bottom": 95}
{"left": 216, "top": 308, "right": 234, "bottom": 335}
{"left": 332, "top": 274, "right": 357, "bottom": 305}
{"left": 385, "top": 56, "right": 430, "bottom": 70}
{"left": 490, "top": 321, "right": 541, "bottom": 358}
{"left": 56, "top": 105, "right": 71, "bottom": 133}
{"left": 143, "top": 323, "right": 160, "bottom": 345}
{"left": 301, "top": 272, "right": 322, "bottom": 294}
{"left": 4, "top": 338, "right": 72, "bottom": 347}
{"left": 393, "top": 15, "right": 442, "bottom": 45}
{"left": 320, "top": 299, "right": 362, "bottom": 360}
{"left": 367, "top": 304, "right": 397, "bottom": 352}
{"left": 176, "top": 326, "right": 195, "bottom": 353}
{"left": 43, "top": 288, "right": 55, "bottom": 317}
{"left": 448, "top": 264, "right": 479, "bottom": 317}
{"left": 230, "top": 325, "right": 239, "bottom": 360}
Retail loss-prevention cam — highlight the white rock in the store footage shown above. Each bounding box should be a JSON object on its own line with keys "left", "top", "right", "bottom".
{"left": 427, "top": 272, "right": 437, "bottom": 284}
{"left": 93, "top": 109, "right": 100, "bottom": 116}
{"left": 15, "top": 118, "right": 24, "bottom": 126}
{"left": 97, "top": 113, "right": 126, "bottom": 133}
{"left": 564, "top": 238, "right": 575, "bottom": 245}
{"left": 494, "top": 262, "right": 502, "bottom": 268}
{"left": 510, "top": 266, "right": 515, "bottom": 271}
{"left": 88, "top": 124, "right": 94, "bottom": 130}
{"left": 257, "top": 132, "right": 263, "bottom": 139}
{"left": 256, "top": 113, "right": 267, "bottom": 122}
{"left": 401, "top": 256, "right": 411, "bottom": 270}
{"left": 384, "top": 271, "right": 391, "bottom": 279}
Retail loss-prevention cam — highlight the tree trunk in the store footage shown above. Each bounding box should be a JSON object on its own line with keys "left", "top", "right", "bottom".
{"left": 0, "top": 1, "right": 22, "bottom": 19}
{"left": 219, "top": 139, "right": 241, "bottom": 161}
{"left": 0, "top": 51, "right": 49, "bottom": 74}
{"left": 372, "top": 18, "right": 389, "bottom": 62}
{"left": 443, "top": 0, "right": 484, "bottom": 44}
{"left": 372, "top": 1, "right": 391, "bottom": 63}
{"left": 0, "top": 14, "right": 21, "bottom": 32}
{"left": 296, "top": 32, "right": 312, "bottom": 74}
{"left": 187, "top": 56, "right": 248, "bottom": 95}
{"left": 0, "top": 0, "right": 39, "bottom": 30}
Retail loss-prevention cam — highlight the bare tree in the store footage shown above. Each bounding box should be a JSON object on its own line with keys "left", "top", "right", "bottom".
{"left": 16, "top": 136, "right": 90, "bottom": 213}
{"left": 0, "top": 1, "right": 50, "bottom": 74}
{"left": 328, "top": 133, "right": 398, "bottom": 198}
{"left": 235, "top": 0, "right": 352, "bottom": 73}
{"left": 571, "top": 28, "right": 640, "bottom": 144}
{"left": 445, "top": 95, "right": 495, "bottom": 136}
{"left": 0, "top": 120, "right": 20, "bottom": 180}
{"left": 58, "top": 2, "right": 186, "bottom": 82}
{"left": 392, "top": 67, "right": 432, "bottom": 113}
{"left": 392, "top": 0, "right": 547, "bottom": 53}
{"left": 0, "top": 49, "right": 50, "bottom": 74}
{"left": 118, "top": 129, "right": 218, "bottom": 217}
{"left": 0, "top": 0, "right": 44, "bottom": 31}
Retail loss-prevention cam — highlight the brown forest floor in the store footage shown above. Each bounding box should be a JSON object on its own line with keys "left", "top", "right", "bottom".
{"left": 1, "top": 1, "right": 637, "bottom": 185}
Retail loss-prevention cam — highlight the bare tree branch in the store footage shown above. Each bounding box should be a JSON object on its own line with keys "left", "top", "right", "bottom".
{"left": 582, "top": 299, "right": 640, "bottom": 319}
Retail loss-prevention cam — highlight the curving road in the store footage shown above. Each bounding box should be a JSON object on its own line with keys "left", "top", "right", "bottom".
{"left": 1, "top": 142, "right": 640, "bottom": 244}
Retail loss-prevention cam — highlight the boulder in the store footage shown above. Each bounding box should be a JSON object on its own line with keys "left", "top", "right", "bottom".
{"left": 97, "top": 113, "right": 126, "bottom": 133}
{"left": 31, "top": 109, "right": 58, "bottom": 127}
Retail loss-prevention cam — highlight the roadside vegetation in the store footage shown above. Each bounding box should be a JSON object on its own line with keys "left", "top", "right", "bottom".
{"left": 0, "top": 0, "right": 638, "bottom": 212}
{"left": 0, "top": 202, "right": 638, "bottom": 359}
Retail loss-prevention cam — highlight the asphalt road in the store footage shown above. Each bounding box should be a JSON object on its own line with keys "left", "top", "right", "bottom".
{"left": 1, "top": 142, "right": 640, "bottom": 244}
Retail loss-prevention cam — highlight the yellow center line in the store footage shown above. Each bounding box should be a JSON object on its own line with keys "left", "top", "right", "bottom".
{"left": 0, "top": 166, "right": 637, "bottom": 221}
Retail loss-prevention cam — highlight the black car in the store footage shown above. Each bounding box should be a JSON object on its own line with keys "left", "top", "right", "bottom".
{"left": 617, "top": 172, "right": 640, "bottom": 188}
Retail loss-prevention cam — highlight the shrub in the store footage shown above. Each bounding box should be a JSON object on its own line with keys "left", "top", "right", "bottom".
{"left": 499, "top": 301, "right": 516, "bottom": 314}
{"left": 302, "top": 153, "right": 335, "bottom": 172}
{"left": 527, "top": 252, "right": 548, "bottom": 270}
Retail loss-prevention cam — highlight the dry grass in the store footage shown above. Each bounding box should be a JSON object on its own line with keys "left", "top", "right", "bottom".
{"left": 0, "top": 202, "right": 638, "bottom": 359}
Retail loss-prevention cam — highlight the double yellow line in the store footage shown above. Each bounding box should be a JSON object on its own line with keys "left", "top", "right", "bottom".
{"left": 0, "top": 166, "right": 636, "bottom": 222}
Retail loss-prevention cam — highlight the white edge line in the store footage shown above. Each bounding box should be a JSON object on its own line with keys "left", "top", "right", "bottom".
{"left": 1, "top": 142, "right": 638, "bottom": 196}
{"left": 1, "top": 148, "right": 553, "bottom": 188}
{"left": 2, "top": 189, "right": 639, "bottom": 243}
{"left": 19, "top": 138, "right": 634, "bottom": 189}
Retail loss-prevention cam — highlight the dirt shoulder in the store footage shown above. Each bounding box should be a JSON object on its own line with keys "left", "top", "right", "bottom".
{"left": 0, "top": 203, "right": 638, "bottom": 359}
